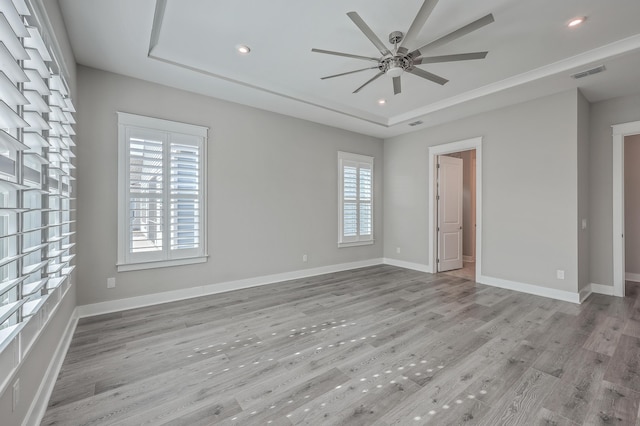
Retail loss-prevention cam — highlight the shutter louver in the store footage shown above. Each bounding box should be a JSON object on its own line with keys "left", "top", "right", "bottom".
{"left": 359, "top": 166, "right": 372, "bottom": 236}
{"left": 0, "top": 0, "right": 76, "bottom": 348}
{"left": 170, "top": 142, "right": 200, "bottom": 250}
{"left": 129, "top": 136, "right": 163, "bottom": 254}
{"left": 343, "top": 164, "right": 357, "bottom": 237}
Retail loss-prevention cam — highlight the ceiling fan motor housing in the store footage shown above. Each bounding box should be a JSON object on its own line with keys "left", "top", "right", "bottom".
{"left": 379, "top": 55, "right": 412, "bottom": 75}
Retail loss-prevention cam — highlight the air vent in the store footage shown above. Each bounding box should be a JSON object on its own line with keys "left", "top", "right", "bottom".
{"left": 572, "top": 65, "right": 606, "bottom": 79}
{"left": 408, "top": 120, "right": 424, "bottom": 127}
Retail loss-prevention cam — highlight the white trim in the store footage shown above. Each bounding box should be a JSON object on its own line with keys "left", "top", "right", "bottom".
{"left": 337, "top": 151, "right": 374, "bottom": 246}
{"left": 463, "top": 255, "right": 475, "bottom": 263}
{"left": 428, "top": 137, "right": 482, "bottom": 278}
{"left": 78, "top": 259, "right": 384, "bottom": 318}
{"left": 612, "top": 121, "right": 640, "bottom": 298}
{"left": 338, "top": 240, "right": 374, "bottom": 248}
{"left": 117, "top": 255, "right": 208, "bottom": 272}
{"left": 24, "top": 308, "right": 78, "bottom": 426}
{"left": 477, "top": 274, "right": 581, "bottom": 304}
{"left": 117, "top": 112, "right": 209, "bottom": 269}
{"left": 626, "top": 272, "right": 640, "bottom": 283}
{"left": 383, "top": 258, "right": 431, "bottom": 273}
{"left": 579, "top": 286, "right": 593, "bottom": 304}
{"left": 590, "top": 282, "right": 616, "bottom": 296}
{"left": 116, "top": 112, "right": 208, "bottom": 137}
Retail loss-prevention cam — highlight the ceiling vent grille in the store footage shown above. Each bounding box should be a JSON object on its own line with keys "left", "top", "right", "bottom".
{"left": 408, "top": 120, "right": 424, "bottom": 127}
{"left": 572, "top": 65, "right": 606, "bottom": 79}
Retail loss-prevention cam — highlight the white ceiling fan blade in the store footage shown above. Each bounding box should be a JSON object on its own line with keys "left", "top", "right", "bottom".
{"left": 398, "top": 0, "right": 439, "bottom": 53}
{"left": 353, "top": 71, "right": 384, "bottom": 93}
{"left": 347, "top": 11, "right": 392, "bottom": 56}
{"left": 409, "top": 14, "right": 495, "bottom": 58}
{"left": 408, "top": 67, "right": 448, "bottom": 85}
{"left": 393, "top": 76, "right": 401, "bottom": 95}
{"left": 321, "top": 67, "right": 379, "bottom": 80}
{"left": 413, "top": 51, "right": 488, "bottom": 65}
{"left": 311, "top": 48, "right": 379, "bottom": 62}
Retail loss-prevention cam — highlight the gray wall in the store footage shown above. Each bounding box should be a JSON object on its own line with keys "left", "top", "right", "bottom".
{"left": 76, "top": 66, "right": 383, "bottom": 305}
{"left": 625, "top": 134, "right": 640, "bottom": 275}
{"left": 578, "top": 91, "right": 590, "bottom": 291}
{"left": 0, "top": 1, "right": 78, "bottom": 424}
{"left": 589, "top": 94, "right": 640, "bottom": 287}
{"left": 384, "top": 90, "right": 580, "bottom": 293}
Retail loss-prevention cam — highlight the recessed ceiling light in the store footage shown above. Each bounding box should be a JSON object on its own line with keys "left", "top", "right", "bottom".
{"left": 236, "top": 45, "right": 251, "bottom": 54}
{"left": 378, "top": 99, "right": 386, "bottom": 105}
{"left": 568, "top": 17, "right": 586, "bottom": 27}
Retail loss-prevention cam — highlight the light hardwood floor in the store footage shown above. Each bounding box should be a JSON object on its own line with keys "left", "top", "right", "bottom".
{"left": 441, "top": 262, "right": 475, "bottom": 281}
{"left": 43, "top": 266, "right": 640, "bottom": 425}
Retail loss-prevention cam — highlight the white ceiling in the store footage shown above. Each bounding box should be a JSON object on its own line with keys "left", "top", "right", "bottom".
{"left": 57, "top": 0, "right": 640, "bottom": 138}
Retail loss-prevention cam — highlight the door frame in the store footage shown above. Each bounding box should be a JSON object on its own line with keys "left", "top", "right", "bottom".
{"left": 428, "top": 137, "right": 482, "bottom": 276}
{"left": 612, "top": 120, "right": 640, "bottom": 297}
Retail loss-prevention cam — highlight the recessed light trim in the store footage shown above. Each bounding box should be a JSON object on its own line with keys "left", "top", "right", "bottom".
{"left": 568, "top": 17, "right": 586, "bottom": 27}
{"left": 236, "top": 44, "right": 251, "bottom": 54}
{"left": 377, "top": 99, "right": 387, "bottom": 105}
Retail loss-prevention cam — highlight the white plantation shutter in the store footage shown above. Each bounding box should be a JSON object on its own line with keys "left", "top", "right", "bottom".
{"left": 0, "top": 0, "right": 76, "bottom": 353}
{"left": 338, "top": 152, "right": 374, "bottom": 246}
{"left": 117, "top": 113, "right": 207, "bottom": 271}
{"left": 170, "top": 138, "right": 200, "bottom": 252}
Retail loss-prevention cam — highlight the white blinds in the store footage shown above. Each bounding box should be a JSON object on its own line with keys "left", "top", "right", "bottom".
{"left": 118, "top": 113, "right": 206, "bottom": 269}
{"left": 338, "top": 152, "right": 373, "bottom": 246}
{"left": 0, "top": 0, "right": 75, "bottom": 346}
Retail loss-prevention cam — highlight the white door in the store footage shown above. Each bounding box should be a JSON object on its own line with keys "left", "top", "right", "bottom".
{"left": 438, "top": 155, "right": 463, "bottom": 272}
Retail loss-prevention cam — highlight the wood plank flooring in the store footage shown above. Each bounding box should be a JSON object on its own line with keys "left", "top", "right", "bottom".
{"left": 42, "top": 266, "right": 640, "bottom": 425}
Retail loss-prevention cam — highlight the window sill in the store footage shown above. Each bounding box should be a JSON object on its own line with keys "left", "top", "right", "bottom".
{"left": 338, "top": 240, "right": 374, "bottom": 248}
{"left": 117, "top": 255, "right": 208, "bottom": 272}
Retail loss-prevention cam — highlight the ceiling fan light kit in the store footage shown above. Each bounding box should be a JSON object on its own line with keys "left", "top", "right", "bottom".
{"left": 312, "top": 0, "right": 494, "bottom": 95}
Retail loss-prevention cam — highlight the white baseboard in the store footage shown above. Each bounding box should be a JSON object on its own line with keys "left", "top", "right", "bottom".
{"left": 625, "top": 272, "right": 640, "bottom": 283}
{"left": 78, "top": 258, "right": 385, "bottom": 318}
{"left": 382, "top": 258, "right": 430, "bottom": 273}
{"left": 477, "top": 274, "right": 581, "bottom": 304}
{"left": 579, "top": 286, "right": 593, "bottom": 303}
{"left": 24, "top": 308, "right": 78, "bottom": 426}
{"left": 589, "top": 282, "right": 615, "bottom": 296}
{"left": 463, "top": 255, "right": 475, "bottom": 263}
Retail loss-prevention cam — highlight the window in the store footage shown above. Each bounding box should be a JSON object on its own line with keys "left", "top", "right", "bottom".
{"left": 117, "top": 113, "right": 208, "bottom": 271}
{"left": 0, "top": 0, "right": 76, "bottom": 351}
{"left": 338, "top": 151, "right": 373, "bottom": 247}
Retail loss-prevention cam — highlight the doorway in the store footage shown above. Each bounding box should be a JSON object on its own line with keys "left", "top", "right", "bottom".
{"left": 613, "top": 120, "right": 640, "bottom": 297}
{"left": 428, "top": 137, "right": 482, "bottom": 281}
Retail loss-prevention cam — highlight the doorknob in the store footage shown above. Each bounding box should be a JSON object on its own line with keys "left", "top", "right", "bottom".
{"left": 459, "top": 226, "right": 463, "bottom": 230}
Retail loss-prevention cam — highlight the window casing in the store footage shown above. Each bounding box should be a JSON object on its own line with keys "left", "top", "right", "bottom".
{"left": 117, "top": 113, "right": 208, "bottom": 271}
{"left": 0, "top": 0, "right": 76, "bottom": 355}
{"left": 338, "top": 151, "right": 373, "bottom": 247}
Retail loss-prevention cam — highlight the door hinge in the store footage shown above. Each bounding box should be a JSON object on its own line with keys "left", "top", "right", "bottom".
{"left": 437, "top": 258, "right": 440, "bottom": 263}
{"left": 437, "top": 163, "right": 440, "bottom": 169}
{"left": 436, "top": 195, "right": 440, "bottom": 201}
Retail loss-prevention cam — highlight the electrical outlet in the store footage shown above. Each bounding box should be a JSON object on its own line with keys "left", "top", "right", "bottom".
{"left": 396, "top": 247, "right": 401, "bottom": 254}
{"left": 556, "top": 270, "right": 565, "bottom": 280}
{"left": 12, "top": 379, "right": 19, "bottom": 412}
{"left": 107, "top": 277, "right": 116, "bottom": 289}
{"left": 302, "top": 254, "right": 308, "bottom": 262}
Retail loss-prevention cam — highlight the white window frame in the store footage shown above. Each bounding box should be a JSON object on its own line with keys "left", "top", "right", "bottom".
{"left": 338, "top": 151, "right": 374, "bottom": 248}
{"left": 117, "top": 112, "right": 208, "bottom": 272}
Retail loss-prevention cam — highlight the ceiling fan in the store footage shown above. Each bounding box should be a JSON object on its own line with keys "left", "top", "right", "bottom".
{"left": 311, "top": 0, "right": 494, "bottom": 95}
